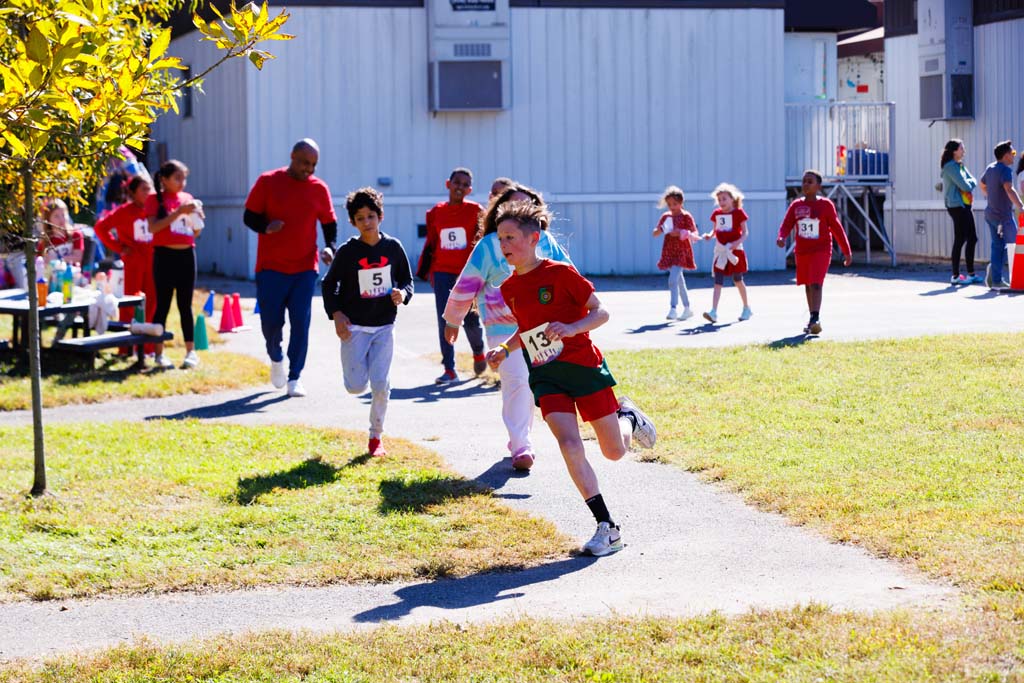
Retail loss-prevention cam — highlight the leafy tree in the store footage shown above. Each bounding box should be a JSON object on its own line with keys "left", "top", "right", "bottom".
{"left": 0, "top": 0, "right": 292, "bottom": 496}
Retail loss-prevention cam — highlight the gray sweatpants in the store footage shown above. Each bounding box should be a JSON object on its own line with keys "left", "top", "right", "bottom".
{"left": 339, "top": 325, "right": 394, "bottom": 439}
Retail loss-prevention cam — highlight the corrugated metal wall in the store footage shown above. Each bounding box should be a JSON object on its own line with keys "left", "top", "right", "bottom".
{"left": 886, "top": 19, "right": 1024, "bottom": 264}
{"left": 148, "top": 37, "right": 250, "bottom": 277}
{"left": 156, "top": 5, "right": 787, "bottom": 278}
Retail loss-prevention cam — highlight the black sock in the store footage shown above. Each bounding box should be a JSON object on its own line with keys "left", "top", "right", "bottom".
{"left": 617, "top": 409, "right": 637, "bottom": 430}
{"left": 809, "top": 311, "right": 820, "bottom": 323}
{"left": 585, "top": 494, "right": 613, "bottom": 525}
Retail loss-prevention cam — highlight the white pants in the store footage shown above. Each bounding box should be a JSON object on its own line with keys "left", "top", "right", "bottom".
{"left": 339, "top": 325, "right": 394, "bottom": 439}
{"left": 490, "top": 333, "right": 534, "bottom": 455}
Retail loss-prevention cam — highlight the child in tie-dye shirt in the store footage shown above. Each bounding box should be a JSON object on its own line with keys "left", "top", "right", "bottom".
{"left": 443, "top": 181, "right": 573, "bottom": 471}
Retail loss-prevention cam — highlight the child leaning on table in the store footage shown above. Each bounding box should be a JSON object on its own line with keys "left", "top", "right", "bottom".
{"left": 487, "top": 200, "right": 657, "bottom": 557}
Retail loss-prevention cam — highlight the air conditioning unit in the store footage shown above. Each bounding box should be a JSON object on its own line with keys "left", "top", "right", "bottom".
{"left": 427, "top": 0, "right": 511, "bottom": 111}
{"left": 918, "top": 0, "right": 973, "bottom": 120}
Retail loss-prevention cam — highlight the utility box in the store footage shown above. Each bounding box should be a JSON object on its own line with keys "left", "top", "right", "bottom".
{"left": 918, "top": 0, "right": 973, "bottom": 120}
{"left": 427, "top": 0, "right": 511, "bottom": 111}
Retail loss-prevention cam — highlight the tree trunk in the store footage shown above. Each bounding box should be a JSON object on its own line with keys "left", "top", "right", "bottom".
{"left": 22, "top": 165, "right": 46, "bottom": 497}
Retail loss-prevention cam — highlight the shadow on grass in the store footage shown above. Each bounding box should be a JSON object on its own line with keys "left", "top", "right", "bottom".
{"left": 230, "top": 456, "right": 359, "bottom": 505}
{"left": 378, "top": 475, "right": 487, "bottom": 514}
{"left": 765, "top": 334, "right": 813, "bottom": 349}
{"left": 353, "top": 556, "right": 596, "bottom": 623}
{"left": 146, "top": 390, "right": 290, "bottom": 420}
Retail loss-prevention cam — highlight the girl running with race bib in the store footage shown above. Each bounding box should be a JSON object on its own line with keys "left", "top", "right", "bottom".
{"left": 702, "top": 182, "right": 752, "bottom": 323}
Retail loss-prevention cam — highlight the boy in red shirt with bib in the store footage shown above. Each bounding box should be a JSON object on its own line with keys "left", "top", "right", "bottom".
{"left": 776, "top": 170, "right": 852, "bottom": 335}
{"left": 487, "top": 201, "right": 656, "bottom": 557}
{"left": 419, "top": 167, "right": 486, "bottom": 384}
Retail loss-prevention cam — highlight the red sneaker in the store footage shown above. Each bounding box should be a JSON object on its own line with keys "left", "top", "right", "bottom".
{"left": 473, "top": 353, "right": 487, "bottom": 376}
{"left": 368, "top": 438, "right": 387, "bottom": 457}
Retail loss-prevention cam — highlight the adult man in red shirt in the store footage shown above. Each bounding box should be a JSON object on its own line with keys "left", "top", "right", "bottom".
{"left": 418, "top": 167, "right": 485, "bottom": 383}
{"left": 244, "top": 139, "right": 338, "bottom": 397}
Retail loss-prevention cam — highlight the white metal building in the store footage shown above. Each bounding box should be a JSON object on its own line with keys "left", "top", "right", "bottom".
{"left": 151, "top": 0, "right": 876, "bottom": 278}
{"left": 883, "top": 0, "right": 1024, "bottom": 262}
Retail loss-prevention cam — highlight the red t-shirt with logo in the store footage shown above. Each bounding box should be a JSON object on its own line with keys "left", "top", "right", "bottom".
{"left": 424, "top": 200, "right": 482, "bottom": 275}
{"left": 94, "top": 202, "right": 154, "bottom": 256}
{"left": 245, "top": 168, "right": 337, "bottom": 274}
{"left": 144, "top": 191, "right": 198, "bottom": 248}
{"left": 778, "top": 196, "right": 852, "bottom": 256}
{"left": 500, "top": 260, "right": 603, "bottom": 368}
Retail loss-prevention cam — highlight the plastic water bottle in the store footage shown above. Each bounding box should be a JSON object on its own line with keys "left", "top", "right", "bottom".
{"left": 61, "top": 263, "right": 74, "bottom": 303}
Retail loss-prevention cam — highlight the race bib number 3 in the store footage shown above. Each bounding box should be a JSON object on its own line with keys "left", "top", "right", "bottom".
{"left": 169, "top": 216, "right": 193, "bottom": 236}
{"left": 133, "top": 218, "right": 153, "bottom": 243}
{"left": 439, "top": 227, "right": 467, "bottom": 250}
{"left": 358, "top": 266, "right": 392, "bottom": 299}
{"left": 797, "top": 218, "right": 820, "bottom": 239}
{"left": 716, "top": 214, "right": 734, "bottom": 232}
{"left": 519, "top": 322, "right": 564, "bottom": 367}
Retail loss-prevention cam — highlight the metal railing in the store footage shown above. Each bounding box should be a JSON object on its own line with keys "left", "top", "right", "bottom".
{"left": 785, "top": 102, "right": 895, "bottom": 184}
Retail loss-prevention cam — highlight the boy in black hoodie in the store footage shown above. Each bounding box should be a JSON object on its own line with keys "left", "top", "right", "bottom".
{"left": 321, "top": 187, "right": 414, "bottom": 456}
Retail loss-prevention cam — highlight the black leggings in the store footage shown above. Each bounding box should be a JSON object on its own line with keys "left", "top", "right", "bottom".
{"left": 153, "top": 246, "right": 196, "bottom": 343}
{"left": 947, "top": 206, "right": 977, "bottom": 276}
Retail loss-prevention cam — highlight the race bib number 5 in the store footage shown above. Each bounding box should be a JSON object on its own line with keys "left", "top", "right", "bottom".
{"left": 797, "top": 218, "right": 820, "bottom": 239}
{"left": 358, "top": 266, "right": 392, "bottom": 299}
{"left": 439, "top": 227, "right": 467, "bottom": 250}
{"left": 519, "top": 322, "right": 563, "bottom": 367}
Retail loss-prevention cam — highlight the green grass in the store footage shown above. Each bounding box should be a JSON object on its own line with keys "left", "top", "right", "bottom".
{"left": 0, "top": 422, "right": 572, "bottom": 600}
{"left": 0, "top": 289, "right": 264, "bottom": 410}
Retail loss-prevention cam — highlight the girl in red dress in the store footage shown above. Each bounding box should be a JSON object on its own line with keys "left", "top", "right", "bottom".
{"left": 702, "top": 183, "right": 752, "bottom": 323}
{"left": 652, "top": 185, "right": 698, "bottom": 321}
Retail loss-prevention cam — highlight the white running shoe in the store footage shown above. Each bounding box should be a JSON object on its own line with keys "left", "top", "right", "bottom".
{"left": 702, "top": 309, "right": 718, "bottom": 323}
{"left": 181, "top": 350, "right": 200, "bottom": 369}
{"left": 287, "top": 379, "right": 307, "bottom": 397}
{"left": 666, "top": 308, "right": 679, "bottom": 320}
{"left": 618, "top": 395, "right": 657, "bottom": 449}
{"left": 270, "top": 360, "right": 287, "bottom": 388}
{"left": 679, "top": 308, "right": 694, "bottom": 321}
{"left": 582, "top": 521, "right": 623, "bottom": 557}
{"left": 738, "top": 306, "right": 753, "bottom": 321}
{"left": 154, "top": 354, "right": 174, "bottom": 369}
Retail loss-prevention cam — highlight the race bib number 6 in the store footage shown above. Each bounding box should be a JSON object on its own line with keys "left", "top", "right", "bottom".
{"left": 358, "top": 266, "right": 392, "bottom": 299}
{"left": 439, "top": 227, "right": 467, "bottom": 250}
{"left": 797, "top": 218, "right": 820, "bottom": 239}
{"left": 519, "top": 322, "right": 564, "bottom": 367}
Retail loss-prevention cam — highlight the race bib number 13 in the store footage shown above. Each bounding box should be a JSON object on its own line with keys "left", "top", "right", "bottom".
{"left": 519, "top": 322, "right": 563, "bottom": 367}
{"left": 797, "top": 218, "right": 820, "bottom": 239}
{"left": 440, "top": 227, "right": 467, "bottom": 250}
{"left": 358, "top": 266, "right": 392, "bottom": 299}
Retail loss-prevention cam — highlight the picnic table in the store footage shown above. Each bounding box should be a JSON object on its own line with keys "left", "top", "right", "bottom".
{"left": 0, "top": 288, "right": 150, "bottom": 355}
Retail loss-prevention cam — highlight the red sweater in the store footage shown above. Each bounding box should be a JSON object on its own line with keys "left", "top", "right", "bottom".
{"left": 422, "top": 200, "right": 482, "bottom": 275}
{"left": 778, "top": 196, "right": 852, "bottom": 256}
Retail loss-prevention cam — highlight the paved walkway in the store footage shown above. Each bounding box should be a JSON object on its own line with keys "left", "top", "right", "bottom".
{"left": 3, "top": 264, "right": 1018, "bottom": 661}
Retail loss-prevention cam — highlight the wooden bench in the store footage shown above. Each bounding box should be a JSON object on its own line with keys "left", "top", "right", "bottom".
{"left": 53, "top": 324, "right": 173, "bottom": 369}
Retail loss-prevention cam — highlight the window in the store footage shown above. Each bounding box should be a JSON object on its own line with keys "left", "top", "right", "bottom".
{"left": 974, "top": 0, "right": 1024, "bottom": 25}
{"left": 885, "top": 0, "right": 917, "bottom": 36}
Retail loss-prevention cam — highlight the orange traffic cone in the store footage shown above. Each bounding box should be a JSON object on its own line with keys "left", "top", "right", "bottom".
{"left": 231, "top": 292, "right": 251, "bottom": 331}
{"left": 1010, "top": 233, "right": 1024, "bottom": 291}
{"left": 218, "top": 294, "right": 237, "bottom": 333}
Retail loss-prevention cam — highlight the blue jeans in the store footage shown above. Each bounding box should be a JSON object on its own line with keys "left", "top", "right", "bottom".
{"left": 986, "top": 218, "right": 1017, "bottom": 284}
{"left": 432, "top": 270, "right": 484, "bottom": 371}
{"left": 256, "top": 269, "right": 317, "bottom": 381}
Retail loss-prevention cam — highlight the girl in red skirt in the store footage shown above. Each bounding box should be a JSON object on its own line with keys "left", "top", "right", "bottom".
{"left": 702, "top": 183, "right": 752, "bottom": 323}
{"left": 652, "top": 186, "right": 699, "bottom": 320}
{"left": 776, "top": 170, "right": 852, "bottom": 335}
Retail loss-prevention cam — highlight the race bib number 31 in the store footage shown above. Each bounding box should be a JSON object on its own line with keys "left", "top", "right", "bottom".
{"left": 797, "top": 218, "right": 820, "bottom": 239}
{"left": 358, "top": 266, "right": 392, "bottom": 299}
{"left": 439, "top": 227, "right": 467, "bottom": 250}
{"left": 519, "top": 322, "right": 563, "bottom": 367}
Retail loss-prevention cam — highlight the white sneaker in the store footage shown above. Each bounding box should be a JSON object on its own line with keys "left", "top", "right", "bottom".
{"left": 618, "top": 395, "right": 657, "bottom": 449}
{"left": 287, "top": 379, "right": 306, "bottom": 397}
{"left": 181, "top": 350, "right": 200, "bottom": 369}
{"left": 582, "top": 521, "right": 623, "bottom": 557}
{"left": 679, "top": 308, "right": 694, "bottom": 320}
{"left": 270, "top": 360, "right": 287, "bottom": 388}
{"left": 666, "top": 308, "right": 678, "bottom": 320}
{"left": 738, "top": 306, "right": 753, "bottom": 321}
{"left": 702, "top": 309, "right": 718, "bottom": 323}
{"left": 154, "top": 354, "right": 174, "bottom": 369}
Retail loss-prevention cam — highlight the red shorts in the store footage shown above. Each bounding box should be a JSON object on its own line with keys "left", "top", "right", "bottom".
{"left": 539, "top": 387, "right": 619, "bottom": 422}
{"left": 795, "top": 251, "right": 832, "bottom": 285}
{"left": 712, "top": 249, "right": 748, "bottom": 276}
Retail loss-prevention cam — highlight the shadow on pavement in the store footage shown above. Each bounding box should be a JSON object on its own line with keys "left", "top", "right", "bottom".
{"left": 146, "top": 391, "right": 290, "bottom": 420}
{"left": 678, "top": 322, "right": 735, "bottom": 336}
{"left": 626, "top": 322, "right": 673, "bottom": 334}
{"left": 474, "top": 457, "right": 532, "bottom": 493}
{"left": 917, "top": 285, "right": 962, "bottom": 297}
{"left": 383, "top": 381, "right": 499, "bottom": 404}
{"left": 353, "top": 556, "right": 596, "bottom": 623}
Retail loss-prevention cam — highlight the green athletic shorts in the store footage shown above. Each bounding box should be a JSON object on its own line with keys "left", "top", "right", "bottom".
{"left": 527, "top": 358, "right": 617, "bottom": 406}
